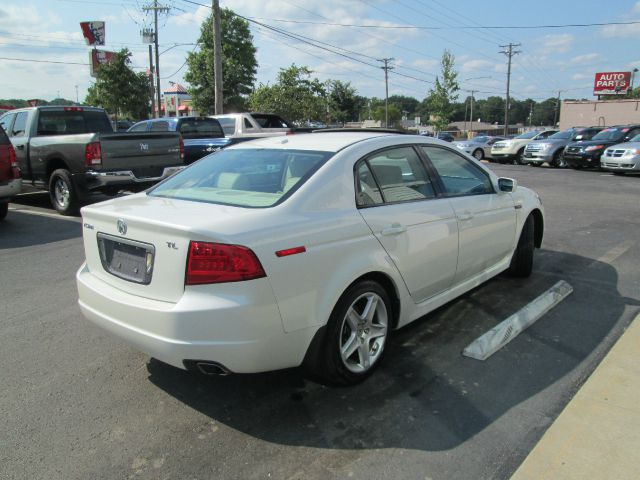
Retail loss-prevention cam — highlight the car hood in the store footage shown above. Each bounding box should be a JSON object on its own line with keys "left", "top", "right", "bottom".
{"left": 566, "top": 139, "right": 621, "bottom": 148}
{"left": 604, "top": 141, "right": 640, "bottom": 150}
{"left": 455, "top": 141, "right": 482, "bottom": 147}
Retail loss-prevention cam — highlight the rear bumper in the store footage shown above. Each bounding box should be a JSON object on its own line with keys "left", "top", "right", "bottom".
{"left": 0, "top": 177, "right": 21, "bottom": 200}
{"left": 76, "top": 263, "right": 316, "bottom": 373}
{"left": 78, "top": 166, "right": 184, "bottom": 192}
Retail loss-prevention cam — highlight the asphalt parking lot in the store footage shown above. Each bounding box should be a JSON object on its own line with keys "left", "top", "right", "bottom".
{"left": 1, "top": 165, "right": 639, "bottom": 480}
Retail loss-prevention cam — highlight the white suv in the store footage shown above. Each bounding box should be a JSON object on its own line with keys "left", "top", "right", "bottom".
{"left": 491, "top": 130, "right": 558, "bottom": 164}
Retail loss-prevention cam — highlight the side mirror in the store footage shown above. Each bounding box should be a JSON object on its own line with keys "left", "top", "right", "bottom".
{"left": 498, "top": 177, "right": 517, "bottom": 193}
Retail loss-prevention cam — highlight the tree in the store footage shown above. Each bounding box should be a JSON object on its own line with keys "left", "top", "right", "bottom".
{"left": 328, "top": 80, "right": 360, "bottom": 123}
{"left": 184, "top": 8, "right": 257, "bottom": 113}
{"left": 388, "top": 95, "right": 419, "bottom": 116}
{"left": 249, "top": 65, "right": 326, "bottom": 123}
{"left": 372, "top": 104, "right": 402, "bottom": 126}
{"left": 424, "top": 50, "right": 459, "bottom": 131}
{"left": 84, "top": 48, "right": 150, "bottom": 120}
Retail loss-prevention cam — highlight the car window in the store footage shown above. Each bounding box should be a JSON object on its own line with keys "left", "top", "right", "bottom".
{"left": 244, "top": 118, "right": 254, "bottom": 129}
{"left": 12, "top": 112, "right": 28, "bottom": 137}
{"left": 549, "top": 130, "right": 573, "bottom": 140}
{"left": 149, "top": 121, "right": 170, "bottom": 132}
{"left": 178, "top": 118, "right": 224, "bottom": 138}
{"left": 537, "top": 131, "right": 555, "bottom": 139}
{"left": 356, "top": 162, "right": 383, "bottom": 206}
{"left": 36, "top": 110, "right": 113, "bottom": 135}
{"left": 421, "top": 146, "right": 494, "bottom": 196}
{"left": 148, "top": 148, "right": 333, "bottom": 208}
{"left": 0, "top": 113, "right": 15, "bottom": 133}
{"left": 251, "top": 114, "right": 291, "bottom": 129}
{"left": 129, "top": 122, "right": 148, "bottom": 132}
{"left": 215, "top": 117, "right": 236, "bottom": 135}
{"left": 624, "top": 128, "right": 640, "bottom": 140}
{"left": 357, "top": 146, "right": 435, "bottom": 206}
{"left": 515, "top": 131, "right": 538, "bottom": 139}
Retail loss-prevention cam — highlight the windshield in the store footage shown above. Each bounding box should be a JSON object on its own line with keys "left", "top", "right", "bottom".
{"left": 471, "top": 136, "right": 489, "bottom": 143}
{"left": 515, "top": 131, "right": 539, "bottom": 139}
{"left": 178, "top": 118, "right": 224, "bottom": 139}
{"left": 549, "top": 130, "right": 574, "bottom": 140}
{"left": 149, "top": 148, "right": 333, "bottom": 208}
{"left": 591, "top": 128, "right": 625, "bottom": 141}
{"left": 630, "top": 134, "right": 640, "bottom": 142}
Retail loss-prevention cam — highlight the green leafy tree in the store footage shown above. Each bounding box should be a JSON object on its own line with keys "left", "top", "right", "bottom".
{"left": 249, "top": 65, "right": 326, "bottom": 123}
{"left": 185, "top": 8, "right": 257, "bottom": 113}
{"left": 424, "top": 50, "right": 459, "bottom": 131}
{"left": 372, "top": 104, "right": 402, "bottom": 126}
{"left": 84, "top": 48, "right": 150, "bottom": 120}
{"left": 328, "top": 80, "right": 360, "bottom": 123}
{"left": 388, "top": 95, "right": 419, "bottom": 116}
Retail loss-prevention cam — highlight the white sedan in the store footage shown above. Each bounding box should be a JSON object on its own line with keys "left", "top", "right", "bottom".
{"left": 77, "top": 131, "right": 544, "bottom": 385}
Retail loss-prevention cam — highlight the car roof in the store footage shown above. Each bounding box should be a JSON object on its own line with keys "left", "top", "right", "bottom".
{"left": 230, "top": 131, "right": 408, "bottom": 152}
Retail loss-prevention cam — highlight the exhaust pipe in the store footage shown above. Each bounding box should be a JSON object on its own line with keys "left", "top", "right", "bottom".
{"left": 195, "top": 361, "right": 231, "bottom": 376}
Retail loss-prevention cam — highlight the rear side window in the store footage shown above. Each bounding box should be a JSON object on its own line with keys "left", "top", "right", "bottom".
{"left": 421, "top": 146, "right": 494, "bottom": 196}
{"left": 12, "top": 112, "right": 28, "bottom": 137}
{"left": 357, "top": 146, "right": 435, "bottom": 206}
{"left": 251, "top": 114, "right": 291, "bottom": 129}
{"left": 129, "top": 122, "right": 148, "bottom": 132}
{"left": 37, "top": 110, "right": 112, "bottom": 135}
{"left": 149, "top": 148, "right": 333, "bottom": 208}
{"left": 216, "top": 117, "right": 236, "bottom": 135}
{"left": 178, "top": 118, "right": 224, "bottom": 138}
{"left": 149, "top": 121, "right": 170, "bottom": 132}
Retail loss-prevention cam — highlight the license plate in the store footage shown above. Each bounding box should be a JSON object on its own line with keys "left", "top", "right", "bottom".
{"left": 97, "top": 233, "right": 155, "bottom": 284}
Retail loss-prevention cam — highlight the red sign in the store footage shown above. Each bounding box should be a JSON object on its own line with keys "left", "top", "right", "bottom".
{"left": 89, "top": 50, "right": 116, "bottom": 77}
{"left": 80, "top": 21, "right": 105, "bottom": 46}
{"left": 593, "top": 71, "right": 631, "bottom": 95}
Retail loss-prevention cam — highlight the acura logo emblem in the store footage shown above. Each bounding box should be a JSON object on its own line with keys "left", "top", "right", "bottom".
{"left": 117, "top": 219, "right": 127, "bottom": 235}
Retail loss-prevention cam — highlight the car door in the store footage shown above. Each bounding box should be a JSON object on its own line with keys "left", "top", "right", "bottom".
{"left": 356, "top": 145, "right": 459, "bottom": 303}
{"left": 7, "top": 111, "right": 31, "bottom": 178}
{"left": 420, "top": 145, "right": 516, "bottom": 285}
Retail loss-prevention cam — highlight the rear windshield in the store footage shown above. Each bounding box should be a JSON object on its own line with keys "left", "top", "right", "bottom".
{"left": 250, "top": 114, "right": 292, "bottom": 129}
{"left": 37, "top": 110, "right": 113, "bottom": 135}
{"left": 149, "top": 148, "right": 333, "bottom": 208}
{"left": 592, "top": 128, "right": 625, "bottom": 141}
{"left": 178, "top": 118, "right": 224, "bottom": 138}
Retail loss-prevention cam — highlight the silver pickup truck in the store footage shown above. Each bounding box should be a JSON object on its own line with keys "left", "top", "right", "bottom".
{"left": 0, "top": 106, "right": 184, "bottom": 215}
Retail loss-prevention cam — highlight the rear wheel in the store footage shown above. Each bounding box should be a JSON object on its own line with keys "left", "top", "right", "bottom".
{"left": 308, "top": 280, "right": 391, "bottom": 386}
{"left": 0, "top": 202, "right": 7, "bottom": 221}
{"left": 49, "top": 168, "right": 79, "bottom": 216}
{"left": 508, "top": 215, "right": 535, "bottom": 278}
{"left": 473, "top": 148, "right": 484, "bottom": 160}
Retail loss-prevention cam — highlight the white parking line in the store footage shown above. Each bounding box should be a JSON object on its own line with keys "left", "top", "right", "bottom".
{"left": 463, "top": 280, "right": 573, "bottom": 361}
{"left": 8, "top": 207, "right": 81, "bottom": 222}
{"left": 592, "top": 240, "right": 634, "bottom": 266}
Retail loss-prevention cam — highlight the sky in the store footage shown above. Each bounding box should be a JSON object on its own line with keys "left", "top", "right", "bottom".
{"left": 1, "top": 0, "right": 640, "bottom": 105}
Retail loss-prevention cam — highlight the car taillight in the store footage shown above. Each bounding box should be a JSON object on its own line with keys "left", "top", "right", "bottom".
{"left": 8, "top": 144, "right": 20, "bottom": 179}
{"left": 286, "top": 129, "right": 294, "bottom": 135}
{"left": 64, "top": 106, "right": 83, "bottom": 111}
{"left": 84, "top": 141, "right": 102, "bottom": 166}
{"left": 186, "top": 241, "right": 266, "bottom": 285}
{"left": 179, "top": 137, "right": 185, "bottom": 161}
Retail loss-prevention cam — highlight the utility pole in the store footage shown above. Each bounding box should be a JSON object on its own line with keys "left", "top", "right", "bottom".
{"left": 529, "top": 101, "right": 534, "bottom": 127}
{"left": 499, "top": 43, "right": 521, "bottom": 136}
{"left": 469, "top": 90, "right": 476, "bottom": 136}
{"left": 75, "top": 85, "right": 79, "bottom": 104}
{"left": 378, "top": 58, "right": 394, "bottom": 128}
{"left": 143, "top": 1, "right": 170, "bottom": 118}
{"left": 553, "top": 90, "right": 561, "bottom": 127}
{"left": 212, "top": 0, "right": 223, "bottom": 114}
{"left": 148, "top": 44, "right": 156, "bottom": 117}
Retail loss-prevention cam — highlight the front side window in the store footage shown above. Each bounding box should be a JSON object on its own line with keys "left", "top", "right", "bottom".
{"left": 12, "top": 112, "right": 28, "bottom": 137}
{"left": 516, "top": 131, "right": 539, "bottom": 140}
{"left": 149, "top": 148, "right": 333, "bottom": 208}
{"left": 421, "top": 146, "right": 494, "bottom": 196}
{"left": 357, "top": 146, "right": 435, "bottom": 206}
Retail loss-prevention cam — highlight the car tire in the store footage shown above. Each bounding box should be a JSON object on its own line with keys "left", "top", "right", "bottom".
{"left": 0, "top": 202, "right": 7, "bottom": 221}
{"left": 508, "top": 215, "right": 535, "bottom": 278}
{"left": 530, "top": 162, "right": 541, "bottom": 167}
{"left": 613, "top": 172, "right": 626, "bottom": 176}
{"left": 551, "top": 150, "right": 566, "bottom": 168}
{"left": 513, "top": 148, "right": 525, "bottom": 165}
{"left": 49, "top": 168, "right": 80, "bottom": 216}
{"left": 309, "top": 280, "right": 392, "bottom": 386}
{"left": 473, "top": 149, "right": 484, "bottom": 160}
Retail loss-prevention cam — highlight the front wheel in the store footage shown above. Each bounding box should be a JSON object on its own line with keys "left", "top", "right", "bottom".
{"left": 508, "top": 215, "right": 535, "bottom": 278}
{"left": 473, "top": 148, "right": 484, "bottom": 160}
{"left": 308, "top": 280, "right": 391, "bottom": 386}
{"left": 49, "top": 169, "right": 79, "bottom": 215}
{"left": 513, "top": 148, "right": 525, "bottom": 165}
{"left": 551, "top": 150, "right": 566, "bottom": 168}
{"left": 0, "top": 202, "right": 7, "bottom": 221}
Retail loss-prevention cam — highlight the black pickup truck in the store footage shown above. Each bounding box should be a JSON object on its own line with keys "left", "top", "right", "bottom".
{"left": 0, "top": 106, "right": 184, "bottom": 215}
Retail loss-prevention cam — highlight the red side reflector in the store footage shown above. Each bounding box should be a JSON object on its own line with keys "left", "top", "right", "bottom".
{"left": 186, "top": 241, "right": 266, "bottom": 285}
{"left": 275, "top": 246, "right": 306, "bottom": 257}
{"left": 179, "top": 137, "right": 185, "bottom": 160}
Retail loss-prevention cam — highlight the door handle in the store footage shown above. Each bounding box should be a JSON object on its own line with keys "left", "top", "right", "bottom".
{"left": 458, "top": 211, "right": 475, "bottom": 221}
{"left": 381, "top": 224, "right": 407, "bottom": 236}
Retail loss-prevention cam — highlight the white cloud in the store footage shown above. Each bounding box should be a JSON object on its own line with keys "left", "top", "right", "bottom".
{"left": 572, "top": 73, "right": 590, "bottom": 81}
{"left": 601, "top": 23, "right": 640, "bottom": 38}
{"left": 570, "top": 53, "right": 600, "bottom": 65}
{"left": 541, "top": 33, "right": 574, "bottom": 53}
{"left": 169, "top": 5, "right": 210, "bottom": 27}
{"left": 461, "top": 59, "right": 494, "bottom": 73}
{"left": 634, "top": 1, "right": 640, "bottom": 13}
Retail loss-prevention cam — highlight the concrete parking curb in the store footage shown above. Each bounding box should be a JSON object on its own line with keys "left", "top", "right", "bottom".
{"left": 510, "top": 313, "right": 640, "bottom": 480}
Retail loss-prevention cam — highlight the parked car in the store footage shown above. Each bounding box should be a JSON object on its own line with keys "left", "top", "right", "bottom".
{"left": 212, "top": 112, "right": 294, "bottom": 142}
{"left": 523, "top": 127, "right": 604, "bottom": 168}
{"left": 128, "top": 116, "right": 230, "bottom": 165}
{"left": 437, "top": 132, "right": 455, "bottom": 142}
{"left": 112, "top": 120, "right": 133, "bottom": 132}
{"left": 0, "top": 106, "right": 184, "bottom": 215}
{"left": 491, "top": 130, "right": 558, "bottom": 164}
{"left": 564, "top": 125, "right": 640, "bottom": 170}
{"left": 454, "top": 135, "right": 506, "bottom": 160}
{"left": 0, "top": 125, "right": 21, "bottom": 220}
{"left": 76, "top": 131, "right": 544, "bottom": 385}
{"left": 600, "top": 133, "right": 640, "bottom": 174}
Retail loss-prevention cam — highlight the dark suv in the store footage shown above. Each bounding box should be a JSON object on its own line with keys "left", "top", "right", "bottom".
{"left": 564, "top": 125, "right": 640, "bottom": 169}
